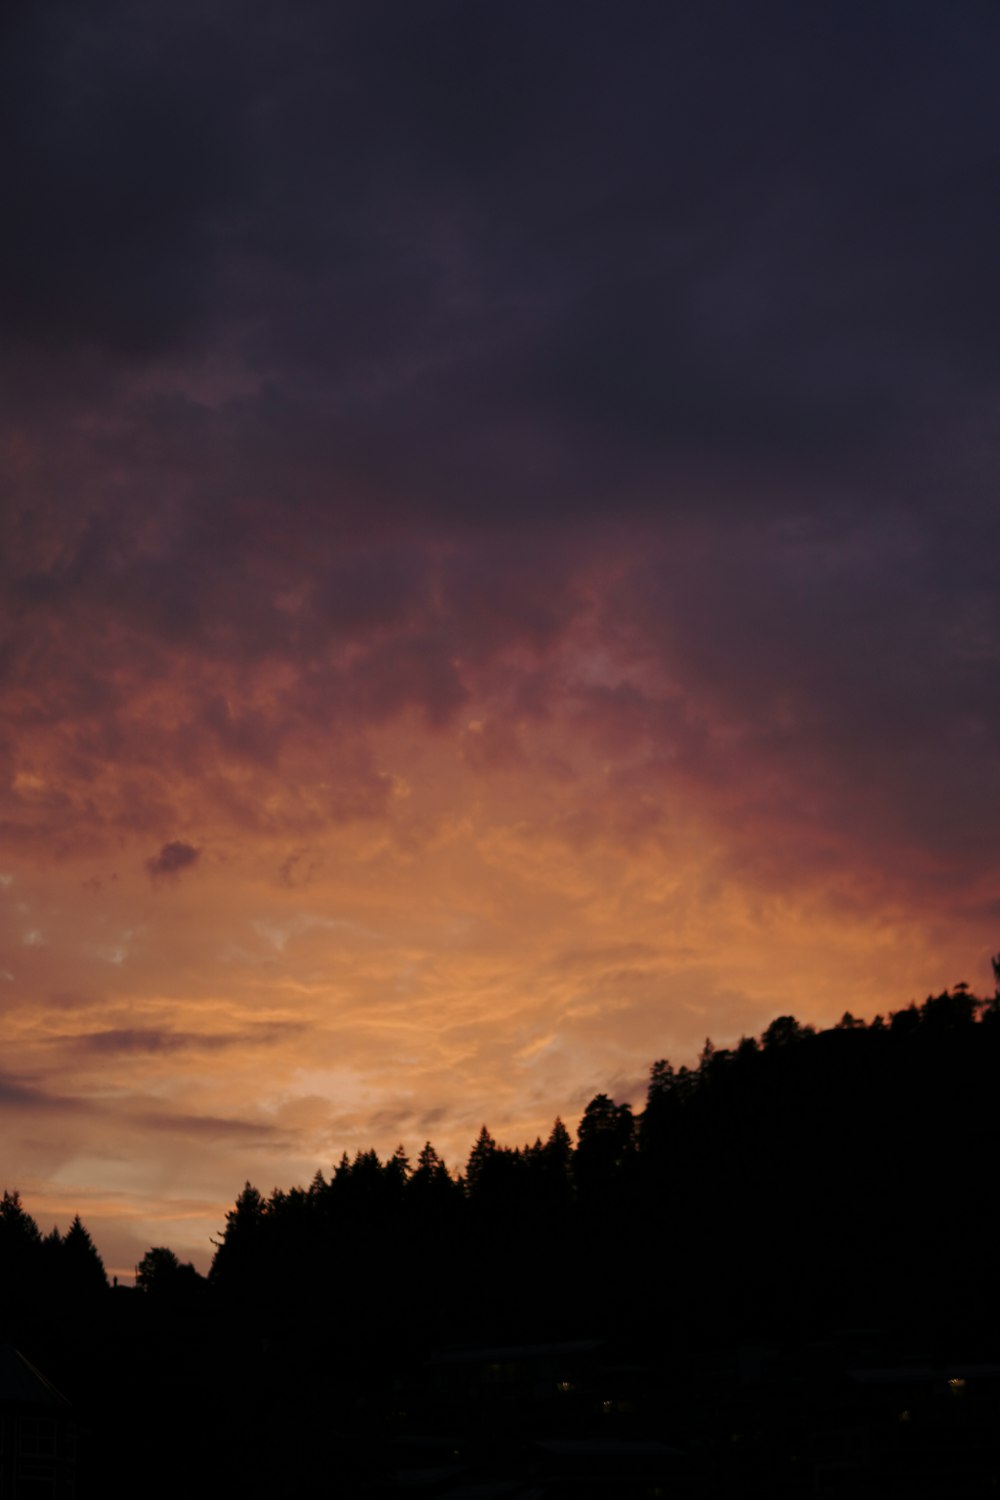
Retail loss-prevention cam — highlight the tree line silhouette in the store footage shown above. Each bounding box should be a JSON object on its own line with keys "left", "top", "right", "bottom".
{"left": 196, "top": 975, "right": 1000, "bottom": 1349}
{"left": 5, "top": 969, "right": 1000, "bottom": 1497}
{"left": 5, "top": 971, "right": 1000, "bottom": 1351}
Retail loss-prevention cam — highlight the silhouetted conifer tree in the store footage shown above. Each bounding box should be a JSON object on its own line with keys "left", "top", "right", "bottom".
{"left": 62, "top": 1214, "right": 108, "bottom": 1298}
{"left": 466, "top": 1124, "right": 497, "bottom": 1196}
{"left": 542, "top": 1116, "right": 574, "bottom": 1187}
{"left": 411, "top": 1141, "right": 454, "bottom": 1199}
{"left": 209, "top": 1181, "right": 267, "bottom": 1294}
{"left": 575, "top": 1093, "right": 635, "bottom": 1193}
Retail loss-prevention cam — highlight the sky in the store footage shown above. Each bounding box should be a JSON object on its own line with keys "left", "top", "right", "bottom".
{"left": 3, "top": 0, "right": 1000, "bottom": 1277}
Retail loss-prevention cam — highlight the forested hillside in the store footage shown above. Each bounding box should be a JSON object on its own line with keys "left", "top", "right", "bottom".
{"left": 204, "top": 976, "right": 1000, "bottom": 1348}
{"left": 5, "top": 975, "right": 1000, "bottom": 1497}
{"left": 6, "top": 976, "right": 1000, "bottom": 1348}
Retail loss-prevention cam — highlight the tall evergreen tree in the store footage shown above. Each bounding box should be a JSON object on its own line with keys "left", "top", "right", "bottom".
{"left": 466, "top": 1125, "right": 497, "bottom": 1196}
{"left": 62, "top": 1215, "right": 108, "bottom": 1298}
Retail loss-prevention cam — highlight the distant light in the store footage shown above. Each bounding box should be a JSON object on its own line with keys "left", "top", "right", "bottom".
{"left": 949, "top": 1377, "right": 966, "bottom": 1392}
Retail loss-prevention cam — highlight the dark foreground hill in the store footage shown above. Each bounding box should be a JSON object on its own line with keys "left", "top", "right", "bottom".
{"left": 4, "top": 977, "right": 1000, "bottom": 1495}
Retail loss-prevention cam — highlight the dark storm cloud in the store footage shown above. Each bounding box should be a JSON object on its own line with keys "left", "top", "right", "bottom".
{"left": 3, "top": 0, "right": 1000, "bottom": 884}
{"left": 0, "top": 0, "right": 250, "bottom": 357}
{"left": 594, "top": 514, "right": 1000, "bottom": 888}
{"left": 6, "top": 0, "right": 999, "bottom": 521}
{"left": 145, "top": 841, "right": 201, "bottom": 879}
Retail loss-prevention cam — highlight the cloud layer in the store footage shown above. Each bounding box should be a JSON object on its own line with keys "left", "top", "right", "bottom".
{"left": 2, "top": 1, "right": 999, "bottom": 1272}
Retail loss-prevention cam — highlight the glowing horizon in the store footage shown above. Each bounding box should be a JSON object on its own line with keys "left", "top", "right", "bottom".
{"left": 4, "top": 4, "right": 999, "bottom": 1278}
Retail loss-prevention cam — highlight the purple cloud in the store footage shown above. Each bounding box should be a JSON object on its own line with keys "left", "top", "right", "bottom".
{"left": 145, "top": 840, "right": 201, "bottom": 880}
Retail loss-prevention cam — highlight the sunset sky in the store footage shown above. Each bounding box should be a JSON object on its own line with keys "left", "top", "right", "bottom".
{"left": 4, "top": 1, "right": 1000, "bottom": 1277}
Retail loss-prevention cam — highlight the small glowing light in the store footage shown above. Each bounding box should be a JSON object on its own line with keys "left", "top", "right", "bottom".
{"left": 899, "top": 1409, "right": 911, "bottom": 1423}
{"left": 949, "top": 1377, "right": 966, "bottom": 1392}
